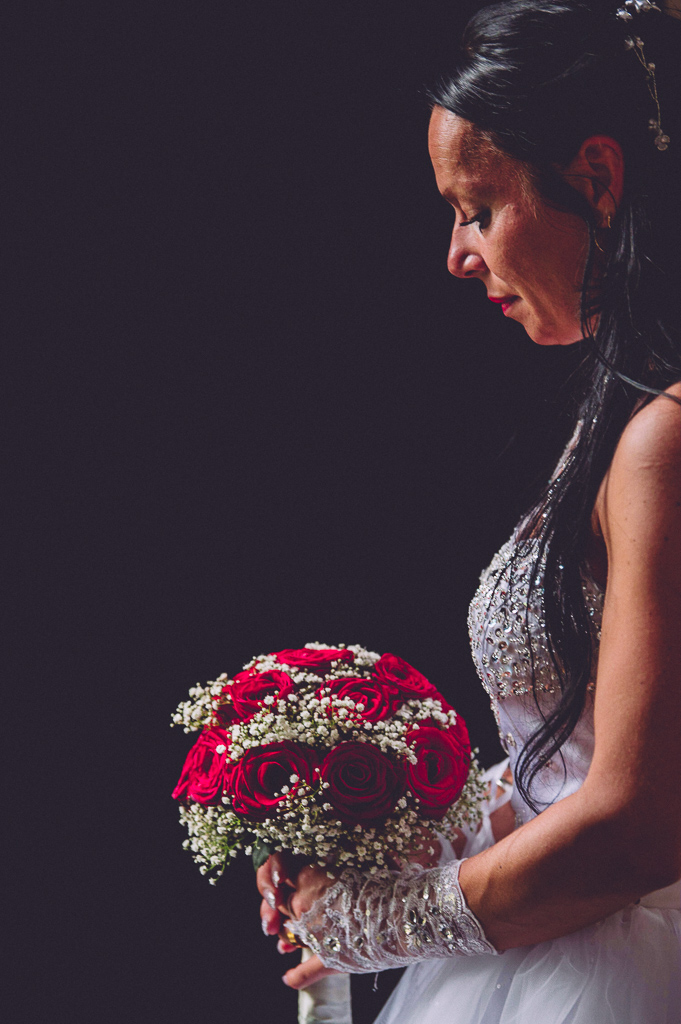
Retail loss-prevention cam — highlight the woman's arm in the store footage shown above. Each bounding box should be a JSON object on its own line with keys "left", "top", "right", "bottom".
{"left": 266, "top": 386, "right": 681, "bottom": 986}
{"left": 462, "top": 385, "right": 681, "bottom": 950}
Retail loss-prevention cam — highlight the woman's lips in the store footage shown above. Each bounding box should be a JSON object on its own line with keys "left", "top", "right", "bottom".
{"left": 488, "top": 295, "right": 519, "bottom": 315}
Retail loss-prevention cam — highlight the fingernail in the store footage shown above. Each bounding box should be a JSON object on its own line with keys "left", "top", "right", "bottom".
{"left": 272, "top": 868, "right": 281, "bottom": 888}
{"left": 262, "top": 917, "right": 271, "bottom": 936}
{"left": 282, "top": 974, "right": 291, "bottom": 987}
{"left": 277, "top": 939, "right": 287, "bottom": 954}
{"left": 263, "top": 889, "right": 277, "bottom": 909}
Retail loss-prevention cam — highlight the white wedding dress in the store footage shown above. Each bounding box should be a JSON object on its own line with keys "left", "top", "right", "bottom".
{"left": 372, "top": 529, "right": 681, "bottom": 1024}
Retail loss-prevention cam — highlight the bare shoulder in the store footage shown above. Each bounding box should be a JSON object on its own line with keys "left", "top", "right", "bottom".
{"left": 614, "top": 382, "right": 681, "bottom": 470}
{"left": 599, "top": 382, "right": 681, "bottom": 557}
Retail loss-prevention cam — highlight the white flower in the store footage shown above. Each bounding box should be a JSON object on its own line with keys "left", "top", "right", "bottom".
{"left": 172, "top": 646, "right": 484, "bottom": 881}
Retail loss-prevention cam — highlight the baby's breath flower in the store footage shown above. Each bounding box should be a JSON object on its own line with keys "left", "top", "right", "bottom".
{"left": 171, "top": 644, "right": 483, "bottom": 881}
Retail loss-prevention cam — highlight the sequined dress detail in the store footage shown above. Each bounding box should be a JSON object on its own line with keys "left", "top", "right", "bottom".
{"left": 467, "top": 535, "right": 603, "bottom": 825}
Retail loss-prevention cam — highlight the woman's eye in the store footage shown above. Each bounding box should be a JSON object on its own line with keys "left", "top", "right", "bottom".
{"left": 460, "top": 209, "right": 491, "bottom": 232}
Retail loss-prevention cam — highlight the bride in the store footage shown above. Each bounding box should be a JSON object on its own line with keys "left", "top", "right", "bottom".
{"left": 257, "top": 2, "right": 681, "bottom": 1020}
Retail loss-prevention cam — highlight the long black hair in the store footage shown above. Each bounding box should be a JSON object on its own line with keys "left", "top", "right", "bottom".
{"left": 431, "top": 0, "right": 681, "bottom": 810}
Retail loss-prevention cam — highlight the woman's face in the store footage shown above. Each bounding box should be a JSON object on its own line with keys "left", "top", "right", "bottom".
{"left": 428, "top": 106, "right": 590, "bottom": 346}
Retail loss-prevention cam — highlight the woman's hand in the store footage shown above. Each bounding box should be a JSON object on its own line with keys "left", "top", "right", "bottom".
{"left": 256, "top": 852, "right": 342, "bottom": 988}
{"left": 257, "top": 851, "right": 293, "bottom": 949}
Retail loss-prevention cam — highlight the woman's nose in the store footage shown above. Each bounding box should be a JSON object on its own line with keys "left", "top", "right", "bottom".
{"left": 447, "top": 229, "right": 486, "bottom": 279}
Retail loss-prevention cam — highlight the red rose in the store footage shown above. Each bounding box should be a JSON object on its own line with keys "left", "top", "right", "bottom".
{"left": 226, "top": 742, "right": 317, "bottom": 821}
{"left": 321, "top": 677, "right": 403, "bottom": 722}
{"left": 320, "top": 742, "right": 406, "bottom": 825}
{"left": 372, "top": 653, "right": 440, "bottom": 700}
{"left": 405, "top": 719, "right": 471, "bottom": 819}
{"left": 215, "top": 670, "right": 294, "bottom": 725}
{"left": 172, "top": 727, "right": 230, "bottom": 806}
{"left": 270, "top": 647, "right": 355, "bottom": 673}
{"left": 442, "top": 710, "right": 471, "bottom": 751}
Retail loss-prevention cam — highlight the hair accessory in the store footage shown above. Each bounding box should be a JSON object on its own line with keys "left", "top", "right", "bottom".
{"left": 615, "top": 3, "right": 670, "bottom": 150}
{"left": 615, "top": 0, "right": 661, "bottom": 18}
{"left": 626, "top": 34, "right": 670, "bottom": 149}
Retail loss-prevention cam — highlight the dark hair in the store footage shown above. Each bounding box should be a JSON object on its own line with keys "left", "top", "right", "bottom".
{"left": 431, "top": 0, "right": 681, "bottom": 810}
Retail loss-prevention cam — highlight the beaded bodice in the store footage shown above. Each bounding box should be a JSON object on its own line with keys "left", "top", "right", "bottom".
{"left": 468, "top": 532, "right": 604, "bottom": 824}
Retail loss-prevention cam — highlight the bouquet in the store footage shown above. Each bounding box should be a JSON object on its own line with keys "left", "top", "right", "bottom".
{"left": 171, "top": 643, "right": 485, "bottom": 880}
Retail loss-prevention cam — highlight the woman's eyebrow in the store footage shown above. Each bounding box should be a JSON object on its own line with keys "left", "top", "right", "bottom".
{"left": 440, "top": 182, "right": 482, "bottom": 207}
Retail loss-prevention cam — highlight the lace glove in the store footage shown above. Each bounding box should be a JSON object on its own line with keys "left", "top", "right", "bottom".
{"left": 288, "top": 859, "right": 498, "bottom": 974}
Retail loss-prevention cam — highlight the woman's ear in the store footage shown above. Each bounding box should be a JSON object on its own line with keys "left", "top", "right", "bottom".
{"left": 561, "top": 136, "right": 625, "bottom": 226}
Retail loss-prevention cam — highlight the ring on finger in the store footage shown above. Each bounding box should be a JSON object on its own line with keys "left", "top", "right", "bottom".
{"left": 282, "top": 923, "right": 306, "bottom": 949}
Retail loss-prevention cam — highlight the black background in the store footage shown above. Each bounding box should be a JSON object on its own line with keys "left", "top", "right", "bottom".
{"left": 6, "top": 2, "right": 582, "bottom": 1021}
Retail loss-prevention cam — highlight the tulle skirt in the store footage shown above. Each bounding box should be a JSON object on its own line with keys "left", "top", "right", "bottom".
{"left": 374, "top": 761, "right": 681, "bottom": 1024}
{"left": 374, "top": 901, "right": 681, "bottom": 1024}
